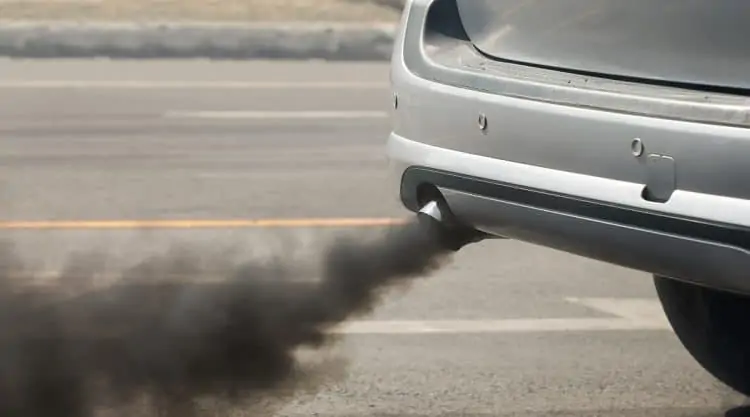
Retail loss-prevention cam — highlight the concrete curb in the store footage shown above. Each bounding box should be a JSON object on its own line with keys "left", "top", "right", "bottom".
{"left": 0, "top": 21, "right": 398, "bottom": 60}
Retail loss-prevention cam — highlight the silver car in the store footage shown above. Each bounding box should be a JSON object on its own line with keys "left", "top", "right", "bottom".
{"left": 387, "top": 0, "right": 750, "bottom": 395}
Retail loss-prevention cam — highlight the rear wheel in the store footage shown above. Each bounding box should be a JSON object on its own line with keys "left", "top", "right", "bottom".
{"left": 654, "top": 275, "right": 750, "bottom": 395}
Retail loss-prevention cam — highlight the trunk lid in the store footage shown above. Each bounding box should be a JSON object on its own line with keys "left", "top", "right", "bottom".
{"left": 456, "top": 0, "right": 750, "bottom": 91}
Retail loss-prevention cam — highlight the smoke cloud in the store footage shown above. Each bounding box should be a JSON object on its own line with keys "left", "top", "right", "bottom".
{"left": 0, "top": 216, "right": 456, "bottom": 416}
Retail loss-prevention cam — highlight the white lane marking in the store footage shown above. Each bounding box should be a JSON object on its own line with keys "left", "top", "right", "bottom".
{"left": 0, "top": 81, "right": 387, "bottom": 89}
{"left": 332, "top": 317, "right": 669, "bottom": 334}
{"left": 566, "top": 297, "right": 670, "bottom": 326}
{"left": 329, "top": 298, "right": 672, "bottom": 335}
{"left": 163, "top": 110, "right": 389, "bottom": 120}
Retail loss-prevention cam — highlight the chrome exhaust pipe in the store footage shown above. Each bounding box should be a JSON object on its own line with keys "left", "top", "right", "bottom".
{"left": 417, "top": 199, "right": 487, "bottom": 252}
{"left": 418, "top": 201, "right": 444, "bottom": 223}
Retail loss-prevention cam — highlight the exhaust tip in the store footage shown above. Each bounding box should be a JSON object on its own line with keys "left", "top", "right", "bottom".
{"left": 416, "top": 199, "right": 487, "bottom": 252}
{"left": 418, "top": 201, "right": 443, "bottom": 222}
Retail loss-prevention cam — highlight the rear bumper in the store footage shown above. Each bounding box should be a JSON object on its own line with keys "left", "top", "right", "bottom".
{"left": 390, "top": 143, "right": 750, "bottom": 295}
{"left": 388, "top": 0, "right": 750, "bottom": 294}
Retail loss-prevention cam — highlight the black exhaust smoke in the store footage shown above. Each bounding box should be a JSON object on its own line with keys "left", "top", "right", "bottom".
{"left": 0, "top": 212, "right": 475, "bottom": 417}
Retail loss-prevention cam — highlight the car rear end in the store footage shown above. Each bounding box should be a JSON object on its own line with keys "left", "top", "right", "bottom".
{"left": 386, "top": 0, "right": 750, "bottom": 295}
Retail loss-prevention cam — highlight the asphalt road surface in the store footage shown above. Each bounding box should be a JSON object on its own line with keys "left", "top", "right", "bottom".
{"left": 0, "top": 59, "right": 746, "bottom": 417}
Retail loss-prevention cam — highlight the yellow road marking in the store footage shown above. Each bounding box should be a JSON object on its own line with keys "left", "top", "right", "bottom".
{"left": 0, "top": 218, "right": 407, "bottom": 230}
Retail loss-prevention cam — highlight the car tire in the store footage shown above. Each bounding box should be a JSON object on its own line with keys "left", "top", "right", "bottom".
{"left": 654, "top": 275, "right": 750, "bottom": 395}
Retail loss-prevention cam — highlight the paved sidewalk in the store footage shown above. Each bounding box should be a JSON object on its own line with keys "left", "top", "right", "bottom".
{"left": 0, "top": 21, "right": 398, "bottom": 60}
{"left": 0, "top": 0, "right": 402, "bottom": 22}
{"left": 0, "top": 0, "right": 404, "bottom": 60}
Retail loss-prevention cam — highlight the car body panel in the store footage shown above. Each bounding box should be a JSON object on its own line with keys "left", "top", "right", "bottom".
{"left": 387, "top": 0, "right": 750, "bottom": 294}
{"left": 397, "top": 0, "right": 750, "bottom": 128}
{"left": 456, "top": 0, "right": 750, "bottom": 91}
{"left": 438, "top": 181, "right": 750, "bottom": 295}
{"left": 391, "top": 0, "right": 750, "bottom": 204}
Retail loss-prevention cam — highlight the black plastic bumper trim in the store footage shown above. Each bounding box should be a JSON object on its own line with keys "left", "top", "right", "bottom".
{"left": 400, "top": 166, "right": 750, "bottom": 252}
